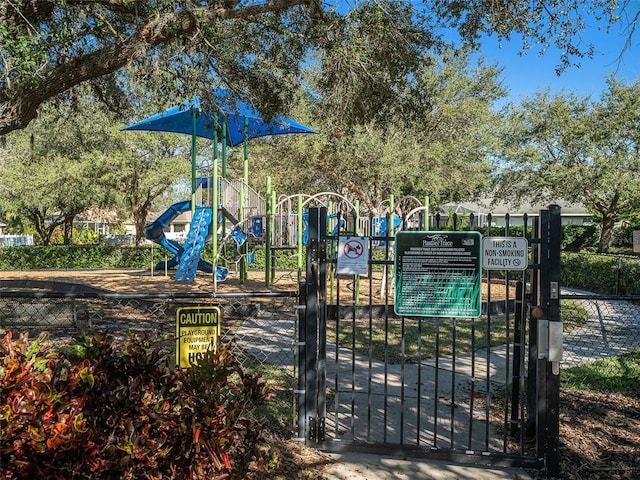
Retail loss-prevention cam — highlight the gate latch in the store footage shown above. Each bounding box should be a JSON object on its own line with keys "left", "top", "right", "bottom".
{"left": 538, "top": 319, "right": 563, "bottom": 363}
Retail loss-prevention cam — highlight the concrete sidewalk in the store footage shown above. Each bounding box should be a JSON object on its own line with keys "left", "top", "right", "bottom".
{"left": 322, "top": 452, "right": 533, "bottom": 480}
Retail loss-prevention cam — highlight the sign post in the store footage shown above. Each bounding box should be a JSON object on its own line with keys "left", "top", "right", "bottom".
{"left": 394, "top": 231, "right": 482, "bottom": 318}
{"left": 176, "top": 306, "right": 221, "bottom": 368}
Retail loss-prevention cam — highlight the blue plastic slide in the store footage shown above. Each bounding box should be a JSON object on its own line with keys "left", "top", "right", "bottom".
{"left": 175, "top": 208, "right": 213, "bottom": 281}
{"left": 144, "top": 201, "right": 214, "bottom": 275}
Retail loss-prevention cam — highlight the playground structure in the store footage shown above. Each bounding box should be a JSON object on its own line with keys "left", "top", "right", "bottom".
{"left": 125, "top": 91, "right": 317, "bottom": 285}
{"left": 126, "top": 92, "right": 440, "bottom": 289}
{"left": 145, "top": 165, "right": 435, "bottom": 289}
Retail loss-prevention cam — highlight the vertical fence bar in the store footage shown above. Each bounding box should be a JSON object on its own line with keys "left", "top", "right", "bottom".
{"left": 545, "top": 205, "right": 562, "bottom": 477}
{"left": 417, "top": 316, "right": 423, "bottom": 446}
{"left": 527, "top": 216, "right": 540, "bottom": 435}
{"left": 317, "top": 208, "right": 328, "bottom": 443}
{"left": 511, "top": 280, "right": 524, "bottom": 437}
{"left": 433, "top": 318, "right": 441, "bottom": 447}
{"left": 383, "top": 212, "right": 391, "bottom": 443}
{"left": 304, "top": 238, "right": 318, "bottom": 445}
{"left": 296, "top": 277, "right": 307, "bottom": 441}
{"left": 536, "top": 209, "right": 549, "bottom": 461}
{"left": 503, "top": 214, "right": 512, "bottom": 451}
{"left": 484, "top": 215, "right": 493, "bottom": 450}
{"left": 450, "top": 317, "right": 457, "bottom": 449}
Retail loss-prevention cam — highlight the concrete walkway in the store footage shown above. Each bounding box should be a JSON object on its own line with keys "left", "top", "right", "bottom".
{"left": 322, "top": 452, "right": 532, "bottom": 479}
{"left": 235, "top": 292, "right": 640, "bottom": 479}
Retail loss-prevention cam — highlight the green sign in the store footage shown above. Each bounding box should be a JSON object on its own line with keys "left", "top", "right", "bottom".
{"left": 394, "top": 231, "right": 482, "bottom": 318}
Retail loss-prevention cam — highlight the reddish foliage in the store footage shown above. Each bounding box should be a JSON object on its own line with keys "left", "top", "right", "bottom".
{"left": 0, "top": 331, "right": 277, "bottom": 479}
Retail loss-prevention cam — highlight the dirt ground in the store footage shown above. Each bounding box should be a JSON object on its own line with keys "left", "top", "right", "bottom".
{"left": 0, "top": 268, "right": 515, "bottom": 302}
{"left": 493, "top": 389, "right": 640, "bottom": 480}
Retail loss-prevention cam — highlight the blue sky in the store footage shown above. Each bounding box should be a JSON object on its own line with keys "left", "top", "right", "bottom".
{"left": 329, "top": 1, "right": 639, "bottom": 104}
{"left": 476, "top": 12, "right": 640, "bottom": 103}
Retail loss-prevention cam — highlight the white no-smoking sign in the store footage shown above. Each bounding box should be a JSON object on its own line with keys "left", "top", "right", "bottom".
{"left": 337, "top": 236, "right": 369, "bottom": 275}
{"left": 482, "top": 237, "right": 529, "bottom": 270}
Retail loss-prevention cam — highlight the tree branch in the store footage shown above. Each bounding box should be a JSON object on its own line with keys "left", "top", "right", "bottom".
{"left": 0, "top": 0, "right": 311, "bottom": 135}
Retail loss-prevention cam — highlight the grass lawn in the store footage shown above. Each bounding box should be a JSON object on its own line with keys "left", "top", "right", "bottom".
{"left": 328, "top": 299, "right": 588, "bottom": 363}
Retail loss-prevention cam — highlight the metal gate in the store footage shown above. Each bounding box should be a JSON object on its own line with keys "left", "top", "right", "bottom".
{"left": 297, "top": 206, "right": 562, "bottom": 476}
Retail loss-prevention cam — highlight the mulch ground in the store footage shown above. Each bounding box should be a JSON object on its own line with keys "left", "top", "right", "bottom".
{"left": 0, "top": 268, "right": 515, "bottom": 301}
{"left": 487, "top": 388, "right": 640, "bottom": 480}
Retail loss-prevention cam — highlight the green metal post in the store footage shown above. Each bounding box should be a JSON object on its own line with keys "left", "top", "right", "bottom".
{"left": 221, "top": 116, "right": 227, "bottom": 179}
{"left": 240, "top": 117, "right": 249, "bottom": 284}
{"left": 190, "top": 108, "right": 197, "bottom": 214}
{"left": 212, "top": 157, "right": 219, "bottom": 288}
{"left": 265, "top": 177, "right": 272, "bottom": 287}
{"left": 271, "top": 190, "right": 277, "bottom": 284}
{"left": 424, "top": 195, "right": 430, "bottom": 230}
{"left": 212, "top": 117, "right": 219, "bottom": 286}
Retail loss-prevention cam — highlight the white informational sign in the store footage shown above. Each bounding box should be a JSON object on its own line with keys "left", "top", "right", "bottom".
{"left": 336, "top": 236, "right": 369, "bottom": 275}
{"left": 482, "top": 237, "right": 529, "bottom": 270}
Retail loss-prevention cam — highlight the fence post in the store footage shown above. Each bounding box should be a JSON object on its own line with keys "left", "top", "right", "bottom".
{"left": 536, "top": 205, "right": 562, "bottom": 477}
{"left": 300, "top": 207, "right": 327, "bottom": 445}
{"left": 303, "top": 238, "right": 318, "bottom": 444}
{"left": 296, "top": 277, "right": 307, "bottom": 442}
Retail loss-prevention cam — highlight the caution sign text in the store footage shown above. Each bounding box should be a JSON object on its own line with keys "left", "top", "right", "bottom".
{"left": 176, "top": 306, "right": 221, "bottom": 368}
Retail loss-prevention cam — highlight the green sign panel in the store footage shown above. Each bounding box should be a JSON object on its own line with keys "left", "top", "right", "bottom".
{"left": 394, "top": 231, "right": 482, "bottom": 318}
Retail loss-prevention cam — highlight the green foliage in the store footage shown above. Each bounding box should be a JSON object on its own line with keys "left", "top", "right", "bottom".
{"left": 561, "top": 225, "right": 599, "bottom": 251}
{"left": 0, "top": 245, "right": 156, "bottom": 270}
{"left": 494, "top": 78, "right": 640, "bottom": 252}
{"left": 561, "top": 252, "right": 640, "bottom": 294}
{"left": 0, "top": 244, "right": 298, "bottom": 272}
{"left": 475, "top": 226, "right": 529, "bottom": 237}
{"left": 0, "top": 331, "right": 278, "bottom": 479}
{"left": 561, "top": 351, "right": 640, "bottom": 394}
{"left": 561, "top": 300, "right": 589, "bottom": 331}
{"left": 613, "top": 221, "right": 640, "bottom": 247}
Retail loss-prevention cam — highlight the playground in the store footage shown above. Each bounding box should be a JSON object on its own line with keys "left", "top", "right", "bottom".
{"left": 115, "top": 90, "right": 447, "bottom": 293}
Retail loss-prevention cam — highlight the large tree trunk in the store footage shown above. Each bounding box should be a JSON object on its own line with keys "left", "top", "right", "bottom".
{"left": 63, "top": 214, "right": 74, "bottom": 245}
{"left": 134, "top": 209, "right": 148, "bottom": 246}
{"left": 598, "top": 212, "right": 616, "bottom": 253}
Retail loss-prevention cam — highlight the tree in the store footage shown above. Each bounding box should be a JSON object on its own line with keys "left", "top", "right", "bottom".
{"left": 493, "top": 77, "right": 640, "bottom": 252}
{"left": 106, "top": 132, "right": 190, "bottom": 245}
{"left": 0, "top": 90, "right": 189, "bottom": 245}
{"left": 0, "top": 0, "right": 632, "bottom": 136}
{"left": 250, "top": 2, "right": 505, "bottom": 215}
{"left": 0, "top": 101, "right": 117, "bottom": 245}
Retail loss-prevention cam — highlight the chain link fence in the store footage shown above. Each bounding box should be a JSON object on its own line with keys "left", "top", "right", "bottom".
{"left": 2, "top": 289, "right": 638, "bottom": 396}
{"left": 561, "top": 293, "right": 640, "bottom": 395}
{"left": 0, "top": 291, "right": 298, "bottom": 374}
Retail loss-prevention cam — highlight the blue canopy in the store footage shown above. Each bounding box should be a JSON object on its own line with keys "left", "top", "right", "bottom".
{"left": 123, "top": 90, "right": 317, "bottom": 146}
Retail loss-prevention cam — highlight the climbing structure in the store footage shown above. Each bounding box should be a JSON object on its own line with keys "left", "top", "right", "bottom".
{"left": 175, "top": 208, "right": 213, "bottom": 281}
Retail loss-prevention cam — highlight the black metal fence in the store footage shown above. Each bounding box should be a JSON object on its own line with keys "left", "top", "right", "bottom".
{"left": 297, "top": 206, "right": 569, "bottom": 475}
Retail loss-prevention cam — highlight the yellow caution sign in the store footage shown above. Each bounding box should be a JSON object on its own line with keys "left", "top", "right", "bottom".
{"left": 176, "top": 306, "right": 221, "bottom": 368}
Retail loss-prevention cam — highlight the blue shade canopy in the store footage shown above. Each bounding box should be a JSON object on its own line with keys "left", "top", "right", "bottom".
{"left": 123, "top": 90, "right": 317, "bottom": 146}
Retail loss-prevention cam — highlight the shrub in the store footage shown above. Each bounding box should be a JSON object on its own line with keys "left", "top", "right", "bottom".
{"left": 561, "top": 252, "right": 640, "bottom": 294}
{"left": 0, "top": 332, "right": 277, "bottom": 479}
{"left": 561, "top": 225, "right": 599, "bottom": 251}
